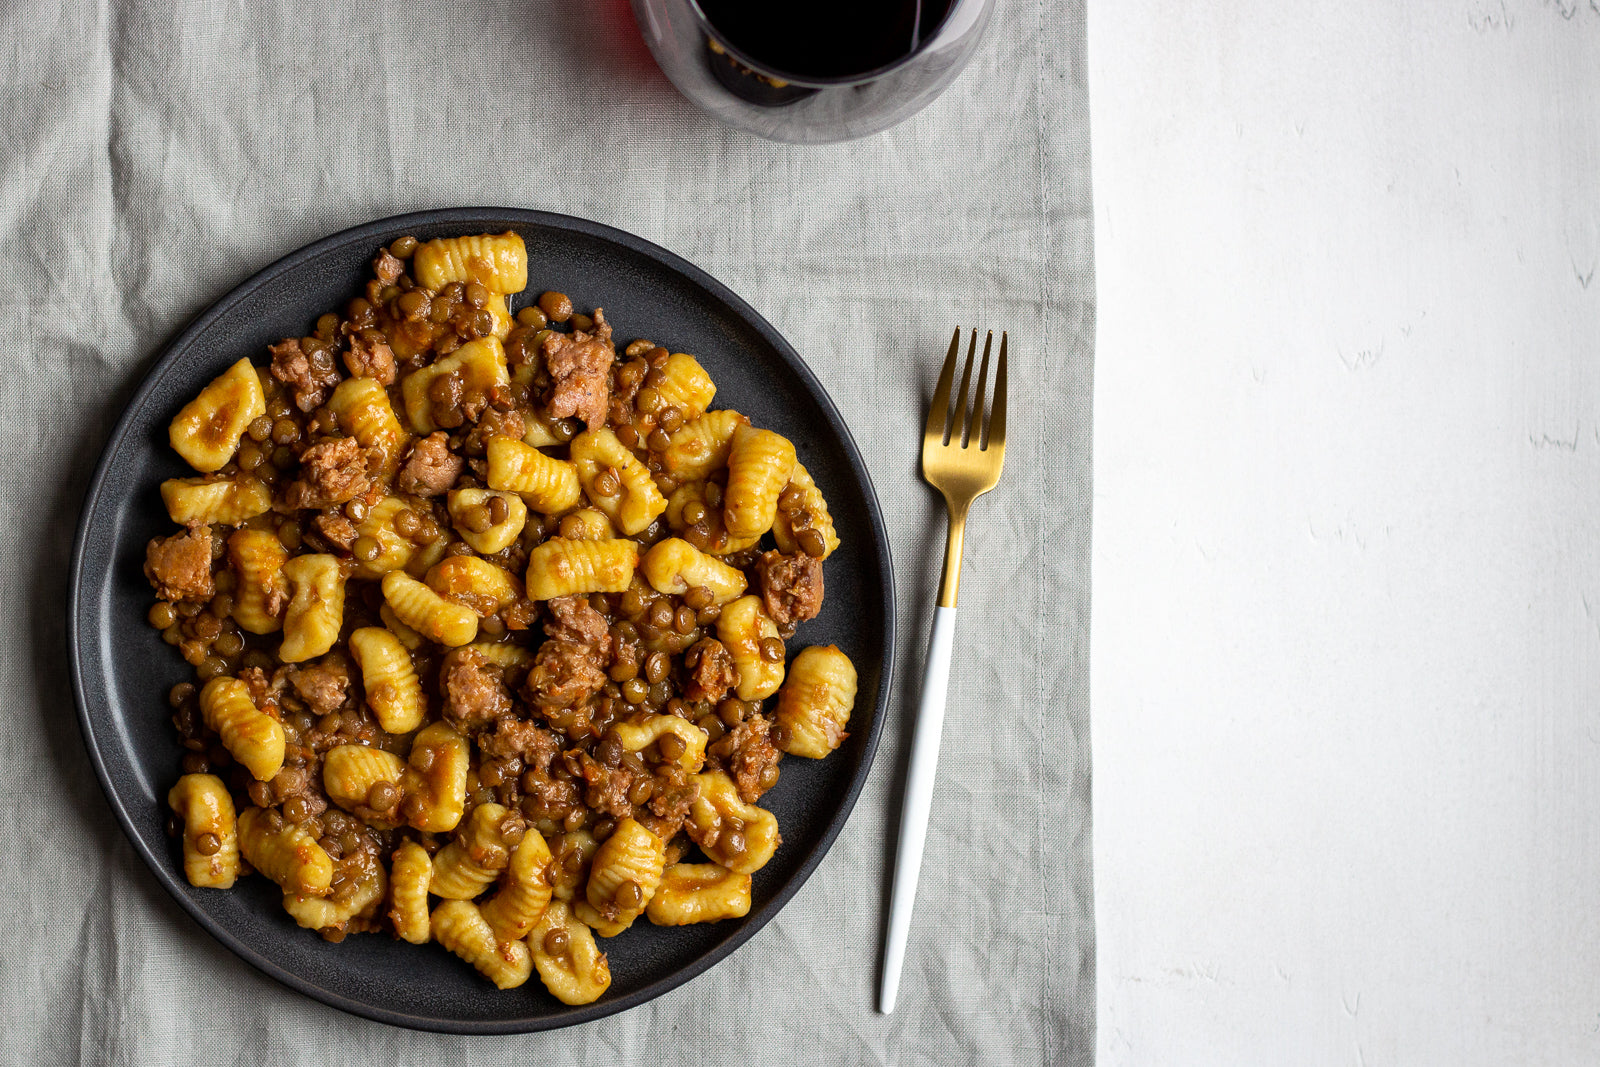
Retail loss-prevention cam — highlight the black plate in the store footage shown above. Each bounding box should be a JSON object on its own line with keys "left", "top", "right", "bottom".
{"left": 68, "top": 208, "right": 894, "bottom": 1033}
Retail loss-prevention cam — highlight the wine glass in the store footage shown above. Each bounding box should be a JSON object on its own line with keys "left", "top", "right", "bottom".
{"left": 630, "top": 0, "right": 997, "bottom": 144}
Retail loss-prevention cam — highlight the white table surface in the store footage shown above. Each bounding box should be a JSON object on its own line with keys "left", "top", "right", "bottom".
{"left": 1091, "top": 1, "right": 1600, "bottom": 1062}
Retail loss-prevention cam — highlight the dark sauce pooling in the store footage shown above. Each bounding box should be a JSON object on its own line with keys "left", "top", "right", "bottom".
{"left": 698, "top": 0, "right": 955, "bottom": 82}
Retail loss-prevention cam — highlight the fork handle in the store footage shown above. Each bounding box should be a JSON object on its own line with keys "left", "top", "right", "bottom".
{"left": 878, "top": 604, "right": 959, "bottom": 1014}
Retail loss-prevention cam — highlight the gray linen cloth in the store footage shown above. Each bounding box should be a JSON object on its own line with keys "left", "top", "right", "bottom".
{"left": 4, "top": 0, "right": 1093, "bottom": 1062}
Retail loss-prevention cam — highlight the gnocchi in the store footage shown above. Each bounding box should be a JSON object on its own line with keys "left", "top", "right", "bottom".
{"left": 199, "top": 676, "right": 284, "bottom": 782}
{"left": 167, "top": 773, "right": 240, "bottom": 889}
{"left": 446, "top": 487, "right": 528, "bottom": 555}
{"left": 237, "top": 807, "right": 333, "bottom": 897}
{"left": 381, "top": 570, "right": 478, "bottom": 647}
{"left": 432, "top": 900, "right": 534, "bottom": 989}
{"left": 142, "top": 233, "right": 856, "bottom": 1004}
{"left": 485, "top": 435, "right": 583, "bottom": 514}
{"left": 686, "top": 771, "right": 781, "bottom": 875}
{"left": 774, "top": 645, "right": 857, "bottom": 758}
{"left": 414, "top": 231, "right": 528, "bottom": 294}
{"left": 160, "top": 475, "right": 272, "bottom": 527}
{"left": 167, "top": 358, "right": 266, "bottom": 472}
{"left": 530, "top": 900, "right": 612, "bottom": 1005}
{"left": 347, "top": 626, "right": 425, "bottom": 733}
{"left": 431, "top": 802, "right": 518, "bottom": 900}
{"left": 283, "top": 849, "right": 386, "bottom": 933}
{"left": 479, "top": 829, "right": 555, "bottom": 942}
{"left": 227, "top": 529, "right": 288, "bottom": 635}
{"left": 581, "top": 817, "right": 665, "bottom": 933}
{"left": 279, "top": 553, "right": 346, "bottom": 663}
{"left": 646, "top": 863, "right": 751, "bottom": 926}
{"left": 388, "top": 840, "right": 433, "bottom": 945}
{"left": 641, "top": 537, "right": 748, "bottom": 605}
{"left": 569, "top": 426, "right": 668, "bottom": 535}
{"left": 523, "top": 537, "right": 638, "bottom": 600}
{"left": 717, "top": 595, "right": 787, "bottom": 701}
{"left": 724, "top": 424, "right": 796, "bottom": 539}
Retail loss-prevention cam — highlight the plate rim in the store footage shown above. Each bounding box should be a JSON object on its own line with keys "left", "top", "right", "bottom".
{"left": 67, "top": 206, "right": 896, "bottom": 1033}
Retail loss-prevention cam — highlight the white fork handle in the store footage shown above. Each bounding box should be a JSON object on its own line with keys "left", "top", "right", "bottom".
{"left": 878, "top": 605, "right": 959, "bottom": 1014}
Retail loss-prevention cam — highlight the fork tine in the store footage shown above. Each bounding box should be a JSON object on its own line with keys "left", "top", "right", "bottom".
{"left": 985, "top": 332, "right": 1007, "bottom": 450}
{"left": 925, "top": 327, "right": 962, "bottom": 441}
{"left": 968, "top": 331, "right": 993, "bottom": 448}
{"left": 950, "top": 330, "right": 977, "bottom": 446}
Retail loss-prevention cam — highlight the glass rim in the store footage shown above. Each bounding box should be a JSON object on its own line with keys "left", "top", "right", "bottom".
{"left": 685, "top": 0, "right": 959, "bottom": 88}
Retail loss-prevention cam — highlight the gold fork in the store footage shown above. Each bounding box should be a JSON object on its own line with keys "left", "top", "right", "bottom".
{"left": 879, "top": 328, "right": 1008, "bottom": 1014}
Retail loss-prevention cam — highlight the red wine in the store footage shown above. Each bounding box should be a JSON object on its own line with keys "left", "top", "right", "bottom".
{"left": 697, "top": 0, "right": 955, "bottom": 82}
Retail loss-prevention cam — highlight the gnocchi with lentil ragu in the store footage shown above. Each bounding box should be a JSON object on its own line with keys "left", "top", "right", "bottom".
{"left": 143, "top": 232, "right": 855, "bottom": 1005}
